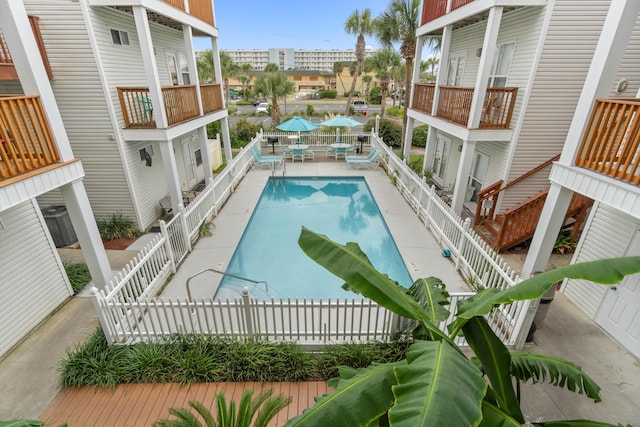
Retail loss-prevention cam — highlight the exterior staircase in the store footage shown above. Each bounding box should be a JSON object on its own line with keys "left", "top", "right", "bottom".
{"left": 474, "top": 156, "right": 593, "bottom": 252}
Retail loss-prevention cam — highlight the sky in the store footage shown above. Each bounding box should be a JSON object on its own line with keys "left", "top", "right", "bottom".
{"left": 194, "top": 0, "right": 392, "bottom": 51}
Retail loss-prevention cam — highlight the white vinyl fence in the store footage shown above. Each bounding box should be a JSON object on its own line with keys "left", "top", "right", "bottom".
{"left": 92, "top": 130, "right": 527, "bottom": 347}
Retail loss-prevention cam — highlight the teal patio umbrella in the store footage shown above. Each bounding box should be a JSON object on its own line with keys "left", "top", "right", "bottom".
{"left": 319, "top": 115, "right": 361, "bottom": 128}
{"left": 276, "top": 116, "right": 320, "bottom": 145}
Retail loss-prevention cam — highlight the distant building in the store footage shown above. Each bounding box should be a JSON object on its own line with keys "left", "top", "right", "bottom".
{"left": 223, "top": 47, "right": 374, "bottom": 71}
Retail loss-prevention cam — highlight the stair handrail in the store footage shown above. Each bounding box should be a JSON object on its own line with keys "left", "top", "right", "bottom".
{"left": 495, "top": 189, "right": 549, "bottom": 250}
{"left": 473, "top": 154, "right": 560, "bottom": 226}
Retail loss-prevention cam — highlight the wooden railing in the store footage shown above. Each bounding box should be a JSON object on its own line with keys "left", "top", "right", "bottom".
{"left": 424, "top": 86, "right": 518, "bottom": 129}
{"left": 421, "top": 0, "right": 448, "bottom": 25}
{"left": 117, "top": 85, "right": 200, "bottom": 129}
{"left": 0, "top": 16, "right": 52, "bottom": 80}
{"left": 492, "top": 190, "right": 548, "bottom": 250}
{"left": 200, "top": 83, "right": 223, "bottom": 114}
{"left": 576, "top": 98, "right": 640, "bottom": 186}
{"left": 411, "top": 83, "right": 435, "bottom": 114}
{"left": 0, "top": 95, "right": 60, "bottom": 180}
{"left": 452, "top": 0, "right": 476, "bottom": 10}
{"left": 161, "top": 0, "right": 214, "bottom": 26}
{"left": 473, "top": 154, "right": 560, "bottom": 226}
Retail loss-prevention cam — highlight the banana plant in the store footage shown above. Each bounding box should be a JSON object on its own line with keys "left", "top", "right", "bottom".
{"left": 286, "top": 227, "right": 640, "bottom": 427}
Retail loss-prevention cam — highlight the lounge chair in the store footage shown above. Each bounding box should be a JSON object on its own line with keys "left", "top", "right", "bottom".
{"left": 346, "top": 148, "right": 381, "bottom": 168}
{"left": 250, "top": 146, "right": 283, "bottom": 167}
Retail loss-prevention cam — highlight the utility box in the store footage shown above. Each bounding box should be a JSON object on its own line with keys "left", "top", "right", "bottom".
{"left": 42, "top": 206, "right": 77, "bottom": 247}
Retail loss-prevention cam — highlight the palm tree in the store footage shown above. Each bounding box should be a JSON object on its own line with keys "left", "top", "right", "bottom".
{"left": 154, "top": 389, "right": 291, "bottom": 427}
{"left": 219, "top": 51, "right": 239, "bottom": 105}
{"left": 253, "top": 67, "right": 295, "bottom": 126}
{"left": 376, "top": 0, "right": 420, "bottom": 153}
{"left": 361, "top": 74, "right": 373, "bottom": 100}
{"left": 422, "top": 57, "right": 439, "bottom": 82}
{"left": 238, "top": 63, "right": 253, "bottom": 100}
{"left": 344, "top": 8, "right": 376, "bottom": 115}
{"left": 196, "top": 50, "right": 214, "bottom": 83}
{"left": 332, "top": 61, "right": 346, "bottom": 94}
{"left": 365, "top": 49, "right": 401, "bottom": 120}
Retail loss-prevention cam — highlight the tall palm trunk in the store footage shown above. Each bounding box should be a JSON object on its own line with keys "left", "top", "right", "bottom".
{"left": 345, "top": 34, "right": 365, "bottom": 116}
{"left": 379, "top": 79, "right": 389, "bottom": 120}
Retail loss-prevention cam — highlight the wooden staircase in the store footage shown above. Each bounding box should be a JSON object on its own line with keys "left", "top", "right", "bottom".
{"left": 474, "top": 155, "right": 593, "bottom": 252}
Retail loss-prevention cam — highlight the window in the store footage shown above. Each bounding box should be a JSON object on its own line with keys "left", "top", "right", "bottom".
{"left": 468, "top": 152, "right": 489, "bottom": 202}
{"left": 446, "top": 52, "right": 465, "bottom": 86}
{"left": 195, "top": 148, "right": 203, "bottom": 166}
{"left": 488, "top": 43, "right": 515, "bottom": 88}
{"left": 178, "top": 52, "right": 190, "bottom": 85}
{"left": 432, "top": 134, "right": 451, "bottom": 181}
{"left": 166, "top": 53, "right": 179, "bottom": 85}
{"left": 110, "top": 29, "right": 129, "bottom": 46}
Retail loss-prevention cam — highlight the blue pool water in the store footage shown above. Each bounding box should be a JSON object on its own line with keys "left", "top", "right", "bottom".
{"left": 215, "top": 177, "right": 412, "bottom": 300}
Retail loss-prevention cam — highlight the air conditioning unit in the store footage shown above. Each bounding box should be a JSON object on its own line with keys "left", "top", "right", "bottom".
{"left": 42, "top": 206, "right": 78, "bottom": 247}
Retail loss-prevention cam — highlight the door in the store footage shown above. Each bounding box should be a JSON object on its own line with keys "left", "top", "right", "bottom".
{"left": 468, "top": 152, "right": 489, "bottom": 202}
{"left": 432, "top": 134, "right": 451, "bottom": 181}
{"left": 595, "top": 228, "right": 640, "bottom": 358}
{"left": 446, "top": 52, "right": 466, "bottom": 86}
{"left": 181, "top": 137, "right": 197, "bottom": 189}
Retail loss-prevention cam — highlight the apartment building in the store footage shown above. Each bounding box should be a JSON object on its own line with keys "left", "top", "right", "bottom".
{"left": 405, "top": 0, "right": 639, "bottom": 253}
{"left": 0, "top": 1, "right": 113, "bottom": 359}
{"left": 0, "top": 0, "right": 231, "bottom": 233}
{"left": 522, "top": 0, "right": 640, "bottom": 358}
{"left": 223, "top": 47, "right": 373, "bottom": 71}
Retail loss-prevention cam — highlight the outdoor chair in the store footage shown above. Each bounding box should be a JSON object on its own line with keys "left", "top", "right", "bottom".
{"left": 291, "top": 147, "right": 305, "bottom": 162}
{"left": 250, "top": 146, "right": 283, "bottom": 167}
{"left": 304, "top": 148, "right": 315, "bottom": 161}
{"left": 137, "top": 94, "right": 154, "bottom": 123}
{"left": 346, "top": 148, "right": 381, "bottom": 168}
{"left": 334, "top": 146, "right": 348, "bottom": 160}
{"left": 324, "top": 145, "right": 335, "bottom": 159}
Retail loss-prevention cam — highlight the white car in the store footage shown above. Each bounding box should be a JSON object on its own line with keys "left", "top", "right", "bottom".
{"left": 256, "top": 102, "right": 269, "bottom": 114}
{"left": 351, "top": 100, "right": 368, "bottom": 115}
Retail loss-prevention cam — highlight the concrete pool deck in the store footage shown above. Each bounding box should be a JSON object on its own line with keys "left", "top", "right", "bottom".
{"left": 160, "top": 161, "right": 469, "bottom": 300}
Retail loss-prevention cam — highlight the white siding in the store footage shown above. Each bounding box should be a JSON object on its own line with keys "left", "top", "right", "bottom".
{"left": 563, "top": 203, "right": 638, "bottom": 318}
{"left": 0, "top": 201, "right": 71, "bottom": 358}
{"left": 22, "top": 0, "right": 135, "bottom": 222}
{"left": 475, "top": 141, "right": 511, "bottom": 189}
{"left": 502, "top": 0, "right": 612, "bottom": 208}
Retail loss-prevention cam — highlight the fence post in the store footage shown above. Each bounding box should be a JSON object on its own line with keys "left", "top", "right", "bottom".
{"left": 455, "top": 218, "right": 471, "bottom": 271}
{"left": 425, "top": 185, "right": 435, "bottom": 230}
{"left": 90, "top": 286, "right": 115, "bottom": 345}
{"left": 159, "top": 219, "right": 176, "bottom": 273}
{"left": 375, "top": 114, "right": 380, "bottom": 134}
{"left": 242, "top": 287, "right": 254, "bottom": 337}
{"left": 179, "top": 205, "right": 192, "bottom": 252}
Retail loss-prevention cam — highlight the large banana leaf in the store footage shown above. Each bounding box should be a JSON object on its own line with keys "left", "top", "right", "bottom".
{"left": 389, "top": 340, "right": 487, "bottom": 426}
{"left": 407, "top": 277, "right": 451, "bottom": 323}
{"left": 463, "top": 316, "right": 524, "bottom": 423}
{"left": 298, "top": 227, "right": 450, "bottom": 342}
{"left": 510, "top": 352, "right": 601, "bottom": 402}
{"left": 479, "top": 400, "right": 522, "bottom": 427}
{"left": 534, "top": 421, "right": 632, "bottom": 426}
{"left": 285, "top": 362, "right": 402, "bottom": 426}
{"left": 455, "top": 257, "right": 640, "bottom": 325}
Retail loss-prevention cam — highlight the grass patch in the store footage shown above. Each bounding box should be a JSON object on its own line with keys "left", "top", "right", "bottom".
{"left": 59, "top": 328, "right": 410, "bottom": 387}
{"left": 63, "top": 261, "right": 91, "bottom": 294}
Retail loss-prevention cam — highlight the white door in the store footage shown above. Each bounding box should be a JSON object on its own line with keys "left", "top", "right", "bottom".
{"left": 595, "top": 228, "right": 640, "bottom": 358}
{"left": 432, "top": 134, "right": 451, "bottom": 181}
{"left": 181, "top": 137, "right": 197, "bottom": 188}
{"left": 446, "top": 52, "right": 466, "bottom": 86}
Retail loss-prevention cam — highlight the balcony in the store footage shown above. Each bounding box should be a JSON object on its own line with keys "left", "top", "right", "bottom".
{"left": 575, "top": 98, "right": 640, "bottom": 186}
{"left": 161, "top": 0, "right": 214, "bottom": 26}
{"left": 421, "top": 0, "right": 475, "bottom": 25}
{"left": 0, "top": 95, "right": 60, "bottom": 181}
{"left": 0, "top": 16, "right": 53, "bottom": 81}
{"left": 117, "top": 84, "right": 223, "bottom": 129}
{"left": 411, "top": 83, "right": 518, "bottom": 129}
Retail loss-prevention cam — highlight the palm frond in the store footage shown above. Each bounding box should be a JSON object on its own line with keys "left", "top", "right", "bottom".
{"left": 510, "top": 352, "right": 602, "bottom": 402}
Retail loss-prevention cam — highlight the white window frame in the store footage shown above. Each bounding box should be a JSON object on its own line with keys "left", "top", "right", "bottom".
{"left": 446, "top": 51, "right": 466, "bottom": 86}
{"left": 110, "top": 29, "right": 130, "bottom": 46}
{"left": 432, "top": 134, "right": 452, "bottom": 181}
{"left": 488, "top": 42, "right": 515, "bottom": 88}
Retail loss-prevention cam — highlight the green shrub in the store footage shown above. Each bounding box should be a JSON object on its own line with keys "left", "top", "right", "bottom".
{"left": 408, "top": 154, "right": 425, "bottom": 175}
{"left": 206, "top": 121, "right": 221, "bottom": 139}
{"left": 63, "top": 261, "right": 91, "bottom": 294}
{"left": 227, "top": 107, "right": 237, "bottom": 115}
{"left": 412, "top": 124, "right": 429, "bottom": 147}
{"left": 231, "top": 119, "right": 262, "bottom": 148}
{"left": 234, "top": 101, "right": 252, "bottom": 106}
{"left": 368, "top": 86, "right": 381, "bottom": 104}
{"left": 364, "top": 118, "right": 402, "bottom": 147}
{"left": 318, "top": 89, "right": 337, "bottom": 99}
{"left": 306, "top": 104, "right": 314, "bottom": 116}
{"left": 386, "top": 105, "right": 404, "bottom": 118}
{"left": 96, "top": 213, "right": 142, "bottom": 240}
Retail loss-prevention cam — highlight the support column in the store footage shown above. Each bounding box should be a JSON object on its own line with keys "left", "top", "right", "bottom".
{"left": 159, "top": 139, "right": 184, "bottom": 213}
{"left": 0, "top": 2, "right": 73, "bottom": 160}
{"left": 403, "top": 36, "right": 425, "bottom": 160}
{"left": 403, "top": 117, "right": 415, "bottom": 160}
{"left": 451, "top": 140, "right": 476, "bottom": 214}
{"left": 468, "top": 7, "right": 503, "bottom": 129}
{"left": 422, "top": 126, "right": 438, "bottom": 174}
{"left": 514, "top": 183, "right": 574, "bottom": 349}
{"left": 199, "top": 126, "right": 213, "bottom": 183}
{"left": 133, "top": 6, "right": 167, "bottom": 128}
{"left": 221, "top": 116, "right": 233, "bottom": 163}
{"left": 60, "top": 180, "right": 113, "bottom": 288}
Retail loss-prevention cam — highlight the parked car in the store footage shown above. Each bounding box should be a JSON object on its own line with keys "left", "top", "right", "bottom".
{"left": 256, "top": 102, "right": 269, "bottom": 114}
{"left": 253, "top": 98, "right": 266, "bottom": 106}
{"left": 351, "top": 100, "right": 368, "bottom": 115}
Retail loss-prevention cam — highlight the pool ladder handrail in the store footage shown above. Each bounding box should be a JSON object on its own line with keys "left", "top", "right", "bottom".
{"left": 186, "top": 268, "right": 268, "bottom": 301}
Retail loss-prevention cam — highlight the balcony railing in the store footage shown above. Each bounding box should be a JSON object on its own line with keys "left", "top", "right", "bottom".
{"left": 576, "top": 98, "right": 640, "bottom": 186}
{"left": 161, "top": 0, "right": 214, "bottom": 26}
{"left": 0, "top": 16, "right": 52, "bottom": 80}
{"left": 200, "top": 83, "right": 223, "bottom": 114}
{"left": 421, "top": 0, "right": 476, "bottom": 24}
{"left": 412, "top": 84, "right": 518, "bottom": 129}
{"left": 0, "top": 95, "right": 60, "bottom": 180}
{"left": 118, "top": 84, "right": 223, "bottom": 129}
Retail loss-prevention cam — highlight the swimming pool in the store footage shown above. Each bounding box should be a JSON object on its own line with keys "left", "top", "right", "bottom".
{"left": 215, "top": 177, "right": 412, "bottom": 300}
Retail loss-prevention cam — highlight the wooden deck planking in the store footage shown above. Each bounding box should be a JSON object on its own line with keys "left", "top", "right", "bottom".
{"left": 41, "top": 382, "right": 329, "bottom": 426}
